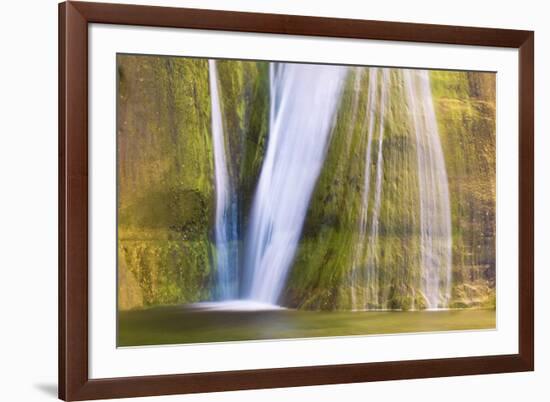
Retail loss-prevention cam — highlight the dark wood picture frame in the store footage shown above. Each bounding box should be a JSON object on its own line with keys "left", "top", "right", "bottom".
{"left": 59, "top": 1, "right": 534, "bottom": 400}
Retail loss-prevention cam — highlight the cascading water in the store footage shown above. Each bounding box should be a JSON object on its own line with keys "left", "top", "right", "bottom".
{"left": 364, "top": 69, "right": 390, "bottom": 307}
{"left": 350, "top": 68, "right": 451, "bottom": 310}
{"left": 207, "top": 62, "right": 451, "bottom": 310}
{"left": 244, "top": 63, "right": 348, "bottom": 304}
{"left": 350, "top": 68, "right": 390, "bottom": 310}
{"left": 208, "top": 60, "right": 239, "bottom": 300}
{"left": 404, "top": 69, "right": 452, "bottom": 309}
{"left": 351, "top": 68, "right": 378, "bottom": 309}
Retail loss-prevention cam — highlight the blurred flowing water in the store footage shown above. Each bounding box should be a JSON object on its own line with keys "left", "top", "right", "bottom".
{"left": 351, "top": 68, "right": 391, "bottom": 310}
{"left": 350, "top": 68, "right": 452, "bottom": 310}
{"left": 404, "top": 69, "right": 452, "bottom": 309}
{"left": 208, "top": 60, "right": 239, "bottom": 300}
{"left": 244, "top": 63, "right": 348, "bottom": 304}
{"left": 208, "top": 62, "right": 452, "bottom": 310}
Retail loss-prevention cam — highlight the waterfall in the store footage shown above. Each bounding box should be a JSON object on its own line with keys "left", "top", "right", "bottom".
{"left": 244, "top": 63, "right": 348, "bottom": 304}
{"left": 404, "top": 69, "right": 452, "bottom": 309}
{"left": 208, "top": 60, "right": 239, "bottom": 300}
{"left": 206, "top": 61, "right": 451, "bottom": 310}
{"left": 351, "top": 68, "right": 377, "bottom": 309}
{"left": 351, "top": 68, "right": 390, "bottom": 310}
{"left": 342, "top": 70, "right": 362, "bottom": 310}
{"left": 365, "top": 69, "right": 390, "bottom": 307}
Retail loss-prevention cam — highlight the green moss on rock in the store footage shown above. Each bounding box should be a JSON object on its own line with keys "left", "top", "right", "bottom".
{"left": 283, "top": 68, "right": 496, "bottom": 311}
{"left": 117, "top": 57, "right": 496, "bottom": 312}
{"left": 117, "top": 55, "right": 215, "bottom": 309}
{"left": 117, "top": 55, "right": 269, "bottom": 309}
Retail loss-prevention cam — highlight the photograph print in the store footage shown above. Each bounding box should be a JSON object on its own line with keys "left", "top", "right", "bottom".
{"left": 116, "top": 54, "right": 496, "bottom": 347}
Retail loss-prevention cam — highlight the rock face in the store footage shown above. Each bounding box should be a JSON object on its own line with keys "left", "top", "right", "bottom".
{"left": 117, "top": 55, "right": 268, "bottom": 309}
{"left": 117, "top": 55, "right": 495, "bottom": 311}
{"left": 285, "top": 69, "right": 496, "bottom": 310}
{"left": 432, "top": 71, "right": 496, "bottom": 309}
{"left": 117, "top": 55, "right": 214, "bottom": 308}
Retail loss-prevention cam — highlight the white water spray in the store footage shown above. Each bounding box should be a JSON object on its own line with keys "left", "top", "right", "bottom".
{"left": 364, "top": 69, "right": 390, "bottom": 307}
{"left": 208, "top": 60, "right": 239, "bottom": 300}
{"left": 350, "top": 68, "right": 390, "bottom": 310}
{"left": 244, "top": 63, "right": 348, "bottom": 304}
{"left": 404, "top": 69, "right": 452, "bottom": 309}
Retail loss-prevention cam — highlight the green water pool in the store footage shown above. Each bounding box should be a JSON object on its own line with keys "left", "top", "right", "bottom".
{"left": 118, "top": 306, "right": 495, "bottom": 347}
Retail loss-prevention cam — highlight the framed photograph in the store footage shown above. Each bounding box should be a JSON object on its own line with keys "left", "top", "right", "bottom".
{"left": 59, "top": 1, "right": 534, "bottom": 400}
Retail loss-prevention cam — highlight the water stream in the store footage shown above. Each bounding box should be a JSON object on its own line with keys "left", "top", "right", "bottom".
{"left": 208, "top": 62, "right": 452, "bottom": 310}
{"left": 349, "top": 68, "right": 394, "bottom": 310}
{"left": 208, "top": 60, "right": 239, "bottom": 300}
{"left": 404, "top": 69, "right": 452, "bottom": 309}
{"left": 244, "top": 63, "right": 348, "bottom": 304}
